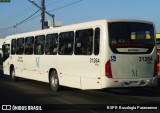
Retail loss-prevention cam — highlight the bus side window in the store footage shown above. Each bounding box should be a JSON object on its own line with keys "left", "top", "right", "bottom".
{"left": 75, "top": 29, "right": 93, "bottom": 55}
{"left": 58, "top": 31, "right": 74, "bottom": 55}
{"left": 94, "top": 28, "right": 100, "bottom": 55}
{"left": 16, "top": 38, "right": 24, "bottom": 55}
{"left": 75, "top": 31, "right": 81, "bottom": 54}
{"left": 34, "top": 35, "right": 45, "bottom": 55}
{"left": 25, "top": 37, "right": 34, "bottom": 55}
{"left": 45, "top": 33, "right": 58, "bottom": 55}
{"left": 11, "top": 39, "right": 16, "bottom": 55}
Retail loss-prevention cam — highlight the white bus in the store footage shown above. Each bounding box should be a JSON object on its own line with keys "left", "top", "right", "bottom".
{"left": 2, "top": 19, "right": 158, "bottom": 91}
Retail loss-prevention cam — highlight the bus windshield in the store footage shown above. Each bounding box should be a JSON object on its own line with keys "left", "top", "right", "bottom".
{"left": 108, "top": 22, "right": 155, "bottom": 48}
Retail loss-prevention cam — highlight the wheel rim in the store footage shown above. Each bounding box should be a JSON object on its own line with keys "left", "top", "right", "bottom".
{"left": 11, "top": 70, "right": 15, "bottom": 79}
{"left": 51, "top": 74, "right": 58, "bottom": 87}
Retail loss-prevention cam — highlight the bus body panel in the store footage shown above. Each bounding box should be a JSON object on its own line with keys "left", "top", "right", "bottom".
{"left": 110, "top": 52, "right": 155, "bottom": 79}
{"left": 56, "top": 55, "right": 81, "bottom": 89}
{"left": 9, "top": 55, "right": 49, "bottom": 82}
{"left": 105, "top": 21, "right": 157, "bottom": 87}
{"left": 2, "top": 19, "right": 158, "bottom": 90}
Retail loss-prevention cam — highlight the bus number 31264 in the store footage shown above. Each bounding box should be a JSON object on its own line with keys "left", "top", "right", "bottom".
{"left": 139, "top": 57, "right": 153, "bottom": 62}
{"left": 90, "top": 58, "right": 100, "bottom": 64}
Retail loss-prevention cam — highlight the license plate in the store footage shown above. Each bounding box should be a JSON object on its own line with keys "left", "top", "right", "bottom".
{"left": 130, "top": 81, "right": 138, "bottom": 85}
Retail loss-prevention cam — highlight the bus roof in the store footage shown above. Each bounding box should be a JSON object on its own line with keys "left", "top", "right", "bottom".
{"left": 5, "top": 19, "right": 154, "bottom": 40}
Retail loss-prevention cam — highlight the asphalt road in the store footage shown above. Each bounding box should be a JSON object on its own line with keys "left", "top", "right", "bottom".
{"left": 0, "top": 69, "right": 160, "bottom": 113}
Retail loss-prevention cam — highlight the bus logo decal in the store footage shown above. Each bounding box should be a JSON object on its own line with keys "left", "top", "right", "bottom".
{"left": 132, "top": 69, "right": 137, "bottom": 77}
{"left": 111, "top": 56, "right": 116, "bottom": 62}
{"left": 36, "top": 57, "right": 40, "bottom": 67}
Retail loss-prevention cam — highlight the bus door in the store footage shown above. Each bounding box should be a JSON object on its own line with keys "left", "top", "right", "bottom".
{"left": 2, "top": 43, "right": 10, "bottom": 75}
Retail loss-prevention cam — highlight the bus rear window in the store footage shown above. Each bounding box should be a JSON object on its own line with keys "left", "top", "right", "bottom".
{"left": 108, "top": 22, "right": 155, "bottom": 54}
{"left": 108, "top": 22, "right": 155, "bottom": 47}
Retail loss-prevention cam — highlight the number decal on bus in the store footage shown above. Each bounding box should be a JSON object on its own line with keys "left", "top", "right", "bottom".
{"left": 90, "top": 58, "right": 100, "bottom": 64}
{"left": 139, "top": 57, "right": 153, "bottom": 62}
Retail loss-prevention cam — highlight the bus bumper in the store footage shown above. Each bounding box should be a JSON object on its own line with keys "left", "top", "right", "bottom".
{"left": 101, "top": 76, "right": 158, "bottom": 88}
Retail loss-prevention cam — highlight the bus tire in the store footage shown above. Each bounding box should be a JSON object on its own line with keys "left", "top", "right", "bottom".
{"left": 10, "top": 67, "right": 19, "bottom": 82}
{"left": 49, "top": 70, "right": 60, "bottom": 91}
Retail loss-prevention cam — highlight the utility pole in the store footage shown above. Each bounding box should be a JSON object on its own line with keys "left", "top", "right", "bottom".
{"left": 28, "top": 0, "right": 55, "bottom": 29}
{"left": 41, "top": 0, "right": 45, "bottom": 29}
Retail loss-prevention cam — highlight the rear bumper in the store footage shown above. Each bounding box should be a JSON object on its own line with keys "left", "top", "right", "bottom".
{"left": 101, "top": 76, "right": 158, "bottom": 88}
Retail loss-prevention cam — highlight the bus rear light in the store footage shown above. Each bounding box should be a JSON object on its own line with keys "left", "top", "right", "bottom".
{"left": 105, "top": 60, "right": 112, "bottom": 78}
{"left": 154, "top": 60, "right": 158, "bottom": 77}
{"left": 157, "top": 55, "right": 160, "bottom": 63}
{"left": 114, "top": 80, "right": 118, "bottom": 83}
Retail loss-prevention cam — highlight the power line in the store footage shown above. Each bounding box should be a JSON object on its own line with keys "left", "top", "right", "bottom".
{"left": 0, "top": 10, "right": 40, "bottom": 32}
{"left": 0, "top": 0, "right": 84, "bottom": 33}
{"left": 13, "top": 0, "right": 84, "bottom": 26}
{"left": 0, "top": 26, "right": 13, "bottom": 31}
{"left": 46, "top": 0, "right": 62, "bottom": 6}
{"left": 0, "top": 3, "right": 38, "bottom": 29}
{"left": 25, "top": 0, "right": 84, "bottom": 22}
{"left": 49, "top": 0, "right": 83, "bottom": 12}
{"left": 28, "top": 0, "right": 54, "bottom": 29}
{"left": 14, "top": 10, "right": 40, "bottom": 28}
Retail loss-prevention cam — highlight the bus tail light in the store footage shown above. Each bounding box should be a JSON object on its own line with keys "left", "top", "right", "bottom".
{"left": 154, "top": 60, "right": 158, "bottom": 77}
{"left": 157, "top": 55, "right": 159, "bottom": 63}
{"left": 105, "top": 60, "right": 112, "bottom": 78}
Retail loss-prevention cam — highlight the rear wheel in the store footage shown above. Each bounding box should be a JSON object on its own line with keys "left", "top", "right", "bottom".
{"left": 49, "top": 70, "right": 60, "bottom": 91}
{"left": 10, "top": 67, "right": 19, "bottom": 81}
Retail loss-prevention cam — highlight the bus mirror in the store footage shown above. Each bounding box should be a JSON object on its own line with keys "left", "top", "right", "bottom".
{"left": 2, "top": 45, "right": 5, "bottom": 52}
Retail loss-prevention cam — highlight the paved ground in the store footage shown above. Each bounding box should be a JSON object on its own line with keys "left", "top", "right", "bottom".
{"left": 0, "top": 70, "right": 160, "bottom": 113}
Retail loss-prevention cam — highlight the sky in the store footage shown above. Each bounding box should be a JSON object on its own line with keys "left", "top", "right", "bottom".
{"left": 0, "top": 0, "right": 160, "bottom": 38}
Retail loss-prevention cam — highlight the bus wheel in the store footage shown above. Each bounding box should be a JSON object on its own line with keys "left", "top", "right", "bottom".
{"left": 10, "top": 67, "right": 19, "bottom": 81}
{"left": 49, "top": 71, "right": 60, "bottom": 91}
